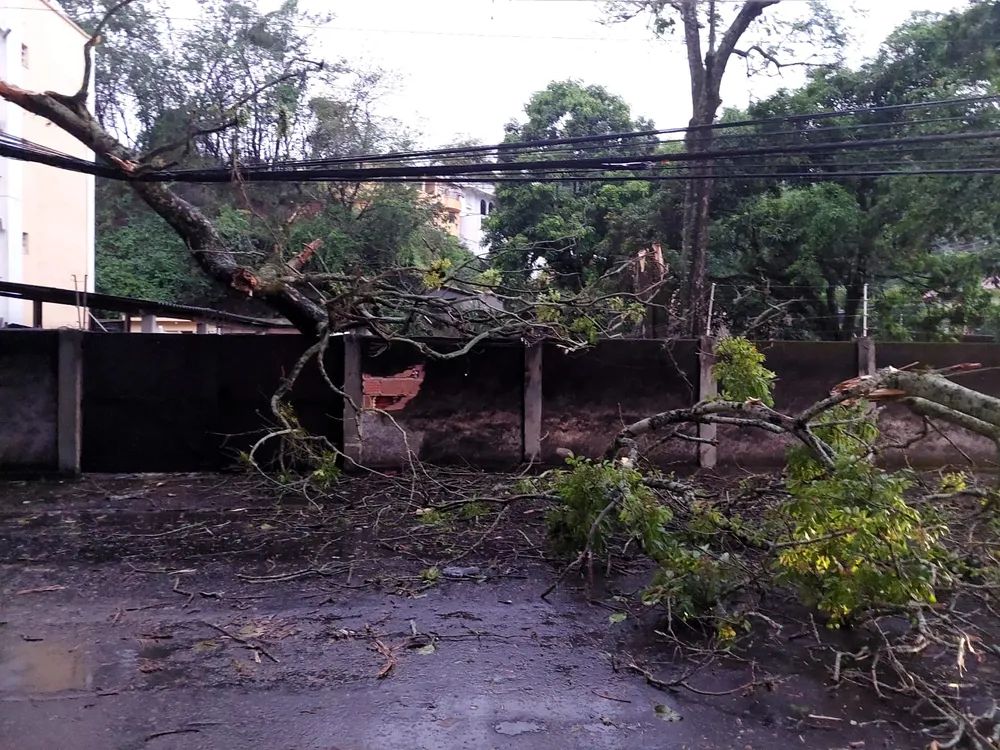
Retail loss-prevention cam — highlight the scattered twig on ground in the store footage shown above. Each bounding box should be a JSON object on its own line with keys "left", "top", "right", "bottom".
{"left": 143, "top": 728, "right": 201, "bottom": 743}
{"left": 201, "top": 621, "right": 279, "bottom": 664}
{"left": 371, "top": 638, "right": 397, "bottom": 679}
{"left": 235, "top": 564, "right": 348, "bottom": 583}
{"left": 592, "top": 689, "right": 632, "bottom": 703}
{"left": 626, "top": 660, "right": 766, "bottom": 697}
{"left": 15, "top": 585, "right": 65, "bottom": 595}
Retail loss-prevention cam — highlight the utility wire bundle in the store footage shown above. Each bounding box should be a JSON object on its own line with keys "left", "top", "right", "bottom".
{"left": 2, "top": 94, "right": 1000, "bottom": 184}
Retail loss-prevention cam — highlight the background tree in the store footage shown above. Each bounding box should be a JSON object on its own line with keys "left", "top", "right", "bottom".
{"left": 45, "top": 0, "right": 469, "bottom": 313}
{"left": 708, "top": 0, "right": 1000, "bottom": 340}
{"left": 606, "top": 0, "right": 846, "bottom": 335}
{"left": 485, "top": 81, "right": 658, "bottom": 292}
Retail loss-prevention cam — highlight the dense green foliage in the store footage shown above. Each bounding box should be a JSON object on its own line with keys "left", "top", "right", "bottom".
{"left": 61, "top": 0, "right": 1000, "bottom": 335}
{"left": 781, "top": 404, "right": 943, "bottom": 624}
{"left": 713, "top": 336, "right": 776, "bottom": 406}
{"left": 94, "top": 194, "right": 213, "bottom": 303}
{"left": 548, "top": 457, "right": 670, "bottom": 559}
{"left": 707, "top": 1, "right": 1000, "bottom": 340}
{"left": 485, "top": 82, "right": 659, "bottom": 291}
{"left": 61, "top": 1, "right": 469, "bottom": 306}
{"left": 486, "top": 3, "right": 1000, "bottom": 341}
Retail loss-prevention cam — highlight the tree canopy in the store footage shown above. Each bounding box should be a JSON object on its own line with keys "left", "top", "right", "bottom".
{"left": 485, "top": 81, "right": 658, "bottom": 291}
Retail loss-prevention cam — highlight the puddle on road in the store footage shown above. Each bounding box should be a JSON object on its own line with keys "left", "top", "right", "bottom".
{"left": 494, "top": 721, "right": 544, "bottom": 736}
{"left": 0, "top": 636, "right": 93, "bottom": 693}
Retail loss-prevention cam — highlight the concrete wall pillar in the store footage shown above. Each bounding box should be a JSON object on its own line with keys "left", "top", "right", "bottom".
{"left": 56, "top": 330, "right": 82, "bottom": 474}
{"left": 140, "top": 314, "right": 156, "bottom": 333}
{"left": 698, "top": 335, "right": 718, "bottom": 469}
{"left": 523, "top": 342, "right": 543, "bottom": 463}
{"left": 857, "top": 336, "right": 876, "bottom": 377}
{"left": 342, "top": 333, "right": 363, "bottom": 466}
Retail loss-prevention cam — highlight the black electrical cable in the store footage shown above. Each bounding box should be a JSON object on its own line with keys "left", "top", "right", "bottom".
{"left": 7, "top": 124, "right": 1000, "bottom": 184}
{"left": 163, "top": 128, "right": 1000, "bottom": 182}
{"left": 237, "top": 93, "right": 1000, "bottom": 171}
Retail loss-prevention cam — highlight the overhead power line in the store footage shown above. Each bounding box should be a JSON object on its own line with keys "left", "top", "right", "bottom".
{"left": 161, "top": 129, "right": 1000, "bottom": 183}
{"left": 3, "top": 94, "right": 1000, "bottom": 185}
{"left": 254, "top": 93, "right": 1000, "bottom": 170}
{"left": 7, "top": 139, "right": 1000, "bottom": 185}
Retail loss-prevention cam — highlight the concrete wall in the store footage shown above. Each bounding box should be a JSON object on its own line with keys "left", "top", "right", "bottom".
{"left": 5, "top": 332, "right": 1000, "bottom": 474}
{"left": 541, "top": 340, "right": 699, "bottom": 467}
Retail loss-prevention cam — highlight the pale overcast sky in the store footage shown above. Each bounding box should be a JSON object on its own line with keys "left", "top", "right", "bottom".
{"left": 300, "top": 0, "right": 967, "bottom": 147}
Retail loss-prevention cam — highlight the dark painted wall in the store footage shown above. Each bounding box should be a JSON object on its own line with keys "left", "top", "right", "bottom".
{"left": 4, "top": 332, "right": 1000, "bottom": 473}
{"left": 0, "top": 331, "right": 58, "bottom": 471}
{"left": 541, "top": 340, "right": 699, "bottom": 466}
{"left": 360, "top": 339, "right": 523, "bottom": 467}
{"left": 82, "top": 334, "right": 343, "bottom": 472}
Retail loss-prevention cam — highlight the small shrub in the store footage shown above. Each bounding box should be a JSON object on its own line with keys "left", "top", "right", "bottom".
{"left": 714, "top": 336, "right": 776, "bottom": 406}
{"left": 309, "top": 451, "right": 342, "bottom": 490}
{"left": 458, "top": 502, "right": 490, "bottom": 520}
{"left": 548, "top": 458, "right": 742, "bottom": 625}
{"left": 640, "top": 544, "right": 741, "bottom": 622}
{"left": 416, "top": 509, "right": 449, "bottom": 527}
{"left": 512, "top": 477, "right": 537, "bottom": 495}
{"left": 547, "top": 457, "right": 670, "bottom": 559}
{"left": 420, "top": 566, "right": 441, "bottom": 583}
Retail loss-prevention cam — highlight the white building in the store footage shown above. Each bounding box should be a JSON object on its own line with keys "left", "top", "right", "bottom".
{"left": 0, "top": 0, "right": 95, "bottom": 327}
{"left": 421, "top": 181, "right": 497, "bottom": 256}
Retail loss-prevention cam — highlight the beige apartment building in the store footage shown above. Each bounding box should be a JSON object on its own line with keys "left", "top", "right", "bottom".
{"left": 0, "top": 0, "right": 95, "bottom": 328}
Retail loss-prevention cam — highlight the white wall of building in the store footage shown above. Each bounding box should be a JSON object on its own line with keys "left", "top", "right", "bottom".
{"left": 456, "top": 183, "right": 496, "bottom": 256}
{"left": 0, "top": 0, "right": 93, "bottom": 328}
{"left": 0, "top": 9, "right": 26, "bottom": 324}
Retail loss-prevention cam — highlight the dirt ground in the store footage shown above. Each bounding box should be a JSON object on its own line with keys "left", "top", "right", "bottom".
{"left": 0, "top": 473, "right": 930, "bottom": 750}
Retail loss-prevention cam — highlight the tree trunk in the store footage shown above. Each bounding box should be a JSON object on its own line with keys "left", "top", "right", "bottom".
{"left": 677, "top": 0, "right": 780, "bottom": 338}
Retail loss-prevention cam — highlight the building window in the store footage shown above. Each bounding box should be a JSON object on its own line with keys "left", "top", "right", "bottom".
{"left": 479, "top": 199, "right": 487, "bottom": 215}
{"left": 21, "top": 232, "right": 28, "bottom": 256}
{"left": 488, "top": 202, "right": 494, "bottom": 214}
{"left": 21, "top": 44, "right": 29, "bottom": 68}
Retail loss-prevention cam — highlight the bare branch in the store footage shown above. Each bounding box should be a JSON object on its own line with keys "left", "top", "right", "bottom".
{"left": 137, "top": 64, "right": 322, "bottom": 164}
{"left": 711, "top": 0, "right": 780, "bottom": 88}
{"left": 74, "top": 0, "right": 138, "bottom": 103}
{"left": 732, "top": 44, "right": 834, "bottom": 73}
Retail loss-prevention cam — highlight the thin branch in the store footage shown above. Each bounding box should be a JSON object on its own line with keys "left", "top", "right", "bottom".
{"left": 74, "top": 0, "right": 138, "bottom": 103}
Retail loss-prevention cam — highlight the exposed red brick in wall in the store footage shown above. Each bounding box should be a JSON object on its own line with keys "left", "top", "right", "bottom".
{"left": 362, "top": 365, "right": 425, "bottom": 411}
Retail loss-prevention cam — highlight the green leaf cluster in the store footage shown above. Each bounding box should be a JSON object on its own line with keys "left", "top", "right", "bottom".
{"left": 713, "top": 336, "right": 777, "bottom": 406}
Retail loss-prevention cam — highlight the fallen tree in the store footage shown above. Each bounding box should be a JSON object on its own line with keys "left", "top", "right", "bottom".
{"left": 539, "top": 338, "right": 999, "bottom": 749}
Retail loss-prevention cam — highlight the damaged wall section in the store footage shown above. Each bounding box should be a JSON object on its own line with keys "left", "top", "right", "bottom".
{"left": 358, "top": 338, "right": 523, "bottom": 468}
